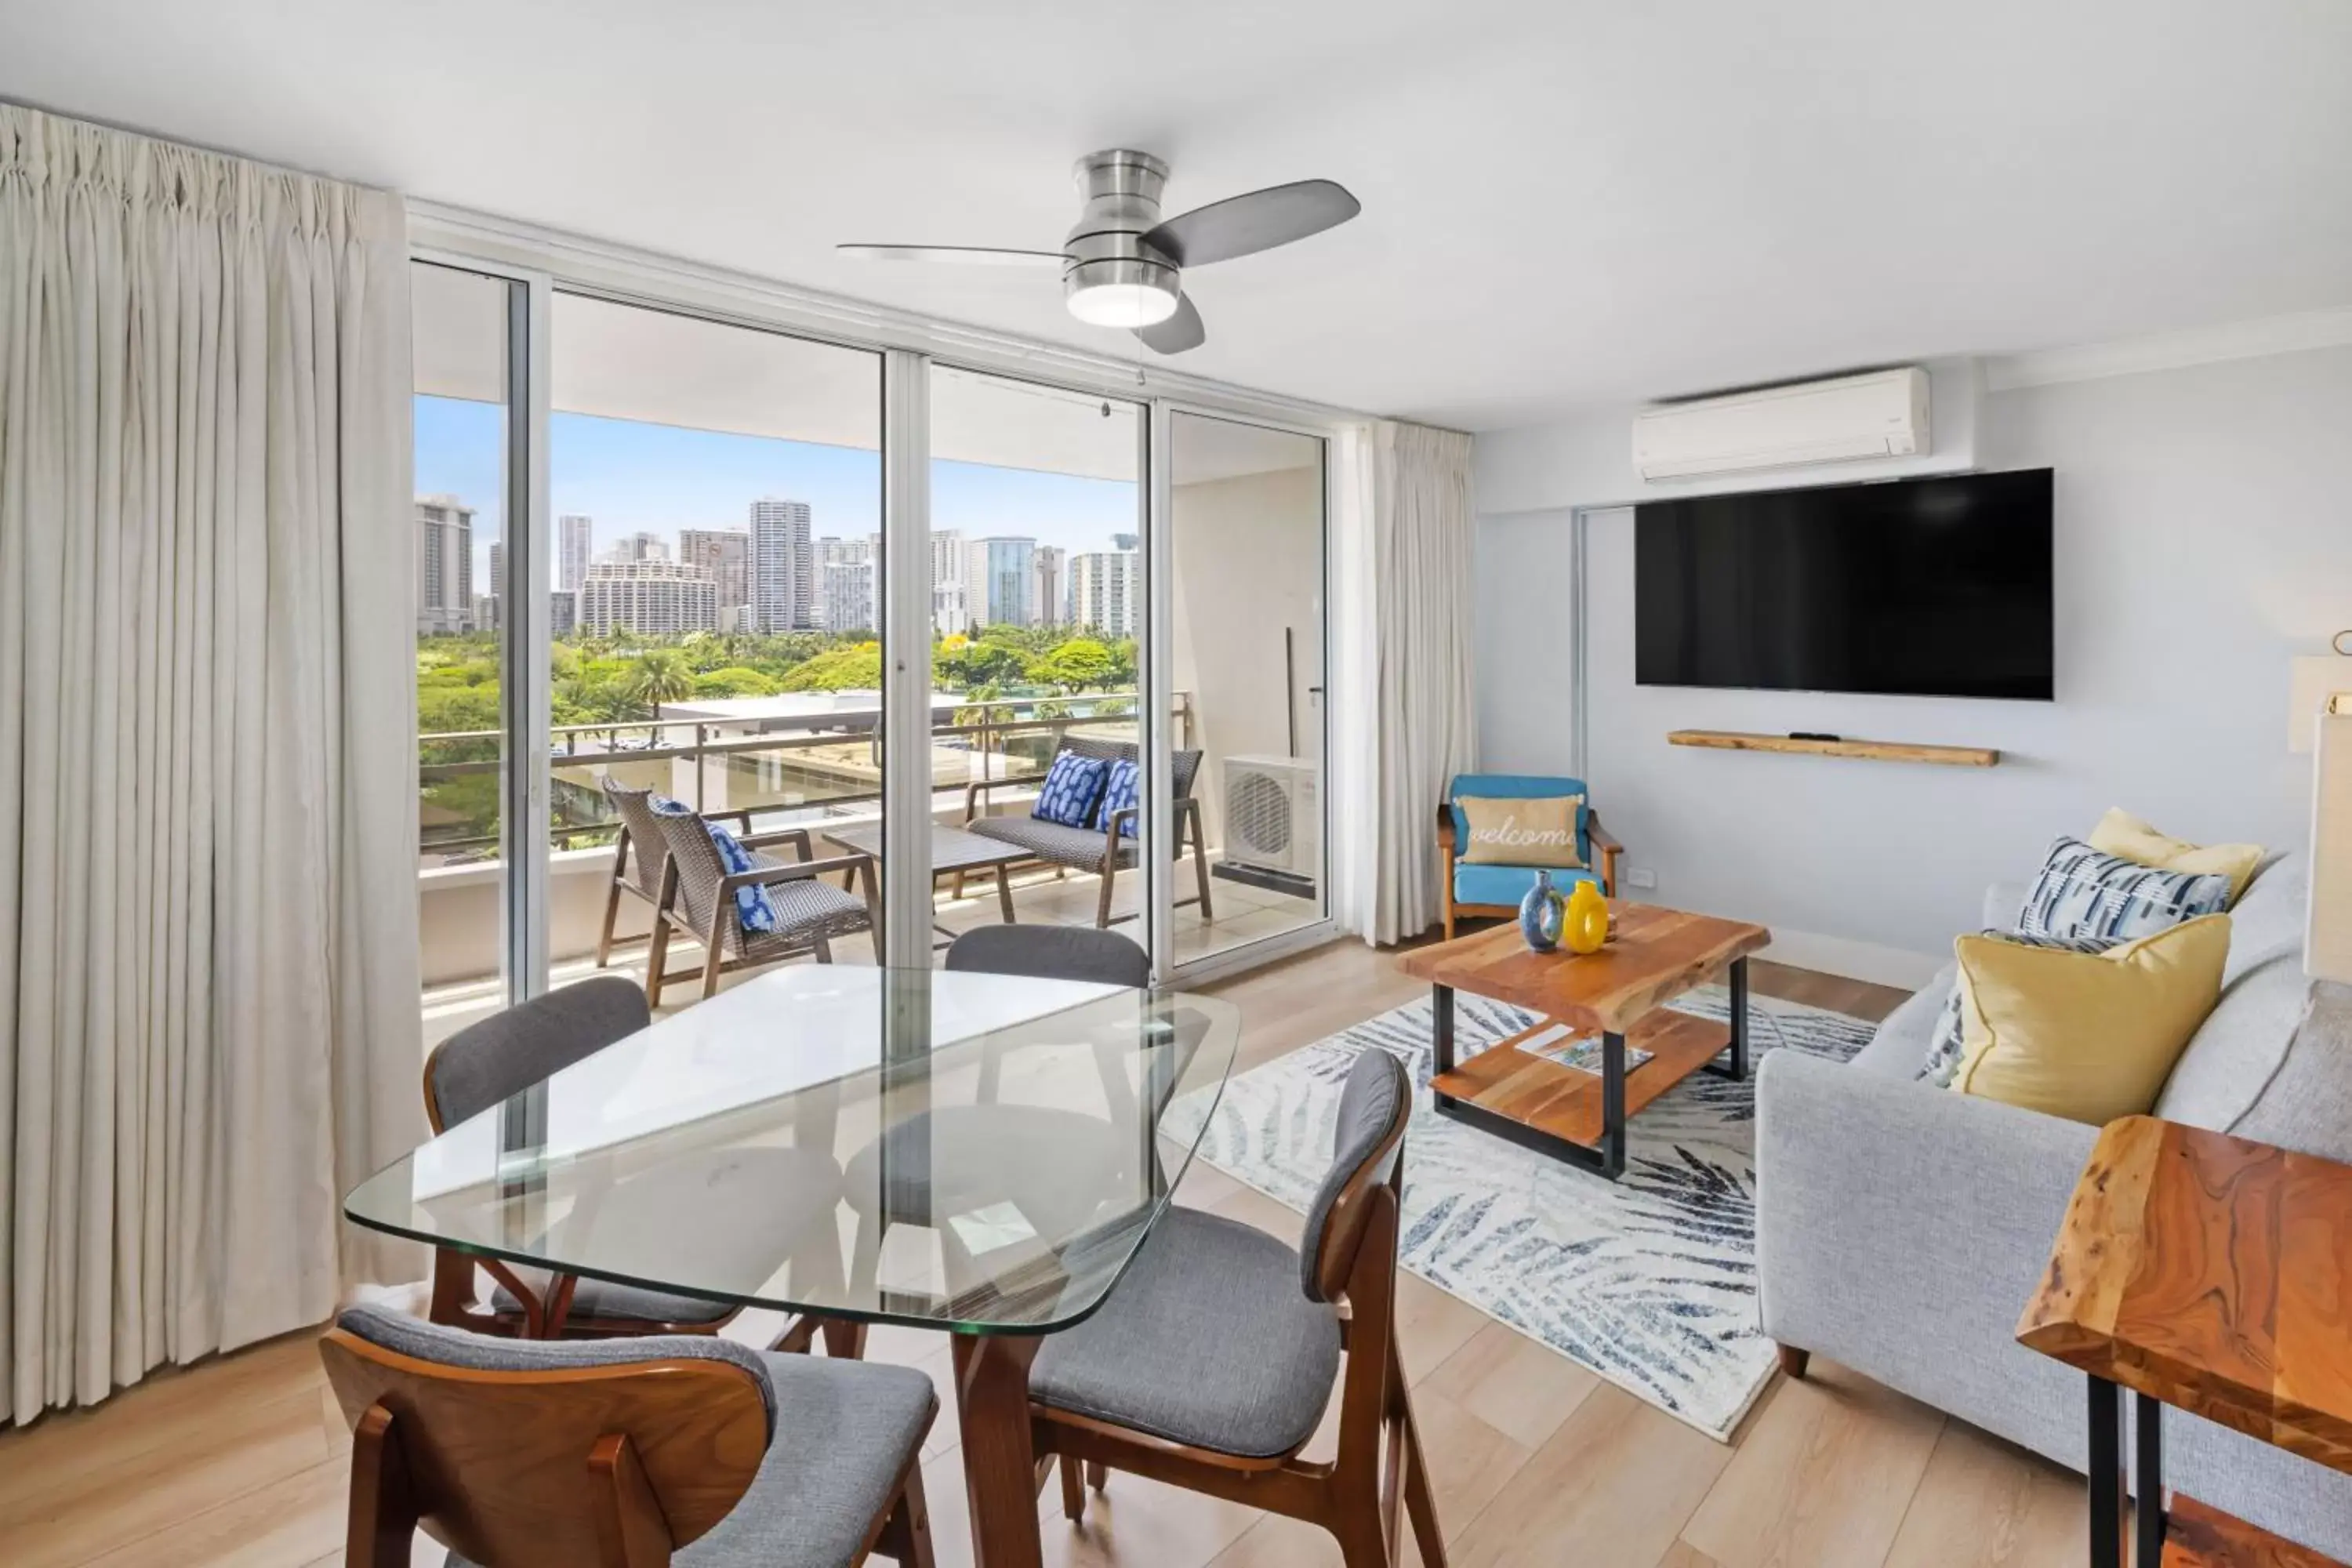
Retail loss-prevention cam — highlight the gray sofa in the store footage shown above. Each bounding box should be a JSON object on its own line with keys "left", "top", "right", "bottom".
{"left": 1757, "top": 852, "right": 2352, "bottom": 1559}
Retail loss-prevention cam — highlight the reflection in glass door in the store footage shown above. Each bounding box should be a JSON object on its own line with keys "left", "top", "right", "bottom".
{"left": 412, "top": 261, "right": 524, "bottom": 1051}
{"left": 1166, "top": 412, "right": 1328, "bottom": 965}
{"left": 926, "top": 368, "right": 1151, "bottom": 961}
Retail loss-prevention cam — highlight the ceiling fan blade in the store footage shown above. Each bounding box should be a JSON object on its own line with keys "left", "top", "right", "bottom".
{"left": 836, "top": 244, "right": 1067, "bottom": 267}
{"left": 1142, "top": 179, "right": 1360, "bottom": 268}
{"left": 1134, "top": 293, "right": 1206, "bottom": 355}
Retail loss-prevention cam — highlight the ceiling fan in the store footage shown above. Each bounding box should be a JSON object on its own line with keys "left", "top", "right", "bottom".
{"left": 837, "top": 150, "right": 1360, "bottom": 354}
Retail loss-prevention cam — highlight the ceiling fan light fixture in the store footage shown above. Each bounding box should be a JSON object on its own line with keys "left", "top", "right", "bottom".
{"left": 1062, "top": 256, "right": 1180, "bottom": 328}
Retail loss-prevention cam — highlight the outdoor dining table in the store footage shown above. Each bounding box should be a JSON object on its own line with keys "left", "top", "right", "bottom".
{"left": 343, "top": 963, "right": 1242, "bottom": 1568}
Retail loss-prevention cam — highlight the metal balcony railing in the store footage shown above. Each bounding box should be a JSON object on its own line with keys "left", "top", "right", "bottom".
{"left": 418, "top": 690, "right": 1190, "bottom": 866}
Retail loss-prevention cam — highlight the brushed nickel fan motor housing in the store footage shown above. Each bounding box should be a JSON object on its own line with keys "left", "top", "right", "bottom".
{"left": 1063, "top": 149, "right": 1180, "bottom": 305}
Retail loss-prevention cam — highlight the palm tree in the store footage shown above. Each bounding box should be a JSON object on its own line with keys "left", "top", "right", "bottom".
{"left": 623, "top": 648, "right": 693, "bottom": 717}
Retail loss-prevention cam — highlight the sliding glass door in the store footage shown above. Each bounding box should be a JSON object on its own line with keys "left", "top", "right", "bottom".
{"left": 1163, "top": 410, "right": 1329, "bottom": 966}
{"left": 927, "top": 367, "right": 1151, "bottom": 958}
{"left": 409, "top": 263, "right": 1341, "bottom": 1031}
{"left": 412, "top": 261, "right": 526, "bottom": 1049}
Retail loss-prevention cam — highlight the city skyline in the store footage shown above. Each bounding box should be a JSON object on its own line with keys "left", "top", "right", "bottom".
{"left": 416, "top": 395, "right": 1144, "bottom": 586}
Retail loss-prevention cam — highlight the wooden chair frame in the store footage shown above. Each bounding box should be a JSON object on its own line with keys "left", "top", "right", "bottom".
{"left": 1025, "top": 1104, "right": 1445, "bottom": 1568}
{"left": 1437, "top": 801, "right": 1621, "bottom": 940}
{"left": 319, "top": 1327, "right": 932, "bottom": 1568}
{"left": 645, "top": 823, "right": 882, "bottom": 1005}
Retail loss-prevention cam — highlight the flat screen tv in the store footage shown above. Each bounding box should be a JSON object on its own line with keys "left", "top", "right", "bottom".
{"left": 1635, "top": 469, "right": 2053, "bottom": 701}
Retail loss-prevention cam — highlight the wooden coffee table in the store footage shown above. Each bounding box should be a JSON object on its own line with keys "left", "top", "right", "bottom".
{"left": 1399, "top": 902, "right": 1770, "bottom": 1180}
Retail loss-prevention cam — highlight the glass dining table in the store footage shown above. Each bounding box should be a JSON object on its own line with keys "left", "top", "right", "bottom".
{"left": 345, "top": 963, "right": 1240, "bottom": 1568}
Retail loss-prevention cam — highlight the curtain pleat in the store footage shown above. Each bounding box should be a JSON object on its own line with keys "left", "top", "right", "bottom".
{"left": 0, "top": 103, "right": 425, "bottom": 1420}
{"left": 1330, "top": 419, "right": 1479, "bottom": 946}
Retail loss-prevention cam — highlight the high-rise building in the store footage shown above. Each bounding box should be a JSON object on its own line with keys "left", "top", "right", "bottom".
{"left": 818, "top": 559, "right": 877, "bottom": 634}
{"left": 549, "top": 590, "right": 578, "bottom": 637}
{"left": 576, "top": 560, "right": 718, "bottom": 637}
{"left": 488, "top": 541, "right": 506, "bottom": 597}
{"left": 749, "top": 497, "right": 813, "bottom": 631}
{"left": 679, "top": 528, "right": 751, "bottom": 614}
{"left": 966, "top": 537, "right": 1036, "bottom": 629}
{"left": 607, "top": 530, "right": 668, "bottom": 564}
{"left": 557, "top": 514, "right": 594, "bottom": 593}
{"left": 1070, "top": 548, "right": 1141, "bottom": 638}
{"left": 415, "top": 495, "right": 474, "bottom": 636}
{"left": 816, "top": 534, "right": 873, "bottom": 568}
{"left": 1111, "top": 532, "right": 1140, "bottom": 552}
{"left": 928, "top": 530, "right": 969, "bottom": 637}
{"left": 1031, "top": 545, "right": 1065, "bottom": 628}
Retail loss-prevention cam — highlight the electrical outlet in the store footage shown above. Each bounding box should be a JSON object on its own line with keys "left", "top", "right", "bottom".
{"left": 1624, "top": 867, "right": 1658, "bottom": 891}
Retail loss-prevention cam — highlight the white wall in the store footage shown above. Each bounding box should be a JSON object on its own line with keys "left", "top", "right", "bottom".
{"left": 1472, "top": 346, "right": 2352, "bottom": 985}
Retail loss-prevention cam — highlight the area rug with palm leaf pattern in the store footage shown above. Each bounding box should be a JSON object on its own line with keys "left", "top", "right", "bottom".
{"left": 1160, "top": 985, "right": 1872, "bottom": 1442}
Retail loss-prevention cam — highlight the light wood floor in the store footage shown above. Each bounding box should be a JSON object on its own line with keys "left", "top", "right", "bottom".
{"left": 0, "top": 939, "right": 2091, "bottom": 1568}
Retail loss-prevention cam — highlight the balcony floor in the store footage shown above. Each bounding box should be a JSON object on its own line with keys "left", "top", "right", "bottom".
{"left": 421, "top": 855, "right": 1321, "bottom": 1051}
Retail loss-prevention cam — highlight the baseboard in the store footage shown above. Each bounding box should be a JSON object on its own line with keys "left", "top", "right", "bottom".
{"left": 1758, "top": 927, "right": 1944, "bottom": 991}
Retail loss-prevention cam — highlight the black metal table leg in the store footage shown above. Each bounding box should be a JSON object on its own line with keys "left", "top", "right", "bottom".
{"left": 1598, "top": 1030, "right": 1627, "bottom": 1178}
{"left": 2136, "top": 1391, "right": 2166, "bottom": 1567}
{"left": 1432, "top": 984, "right": 1455, "bottom": 1077}
{"left": 1703, "top": 955, "right": 1750, "bottom": 1080}
{"left": 2089, "top": 1376, "right": 2125, "bottom": 1568}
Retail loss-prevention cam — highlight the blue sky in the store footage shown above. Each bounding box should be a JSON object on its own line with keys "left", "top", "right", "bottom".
{"left": 416, "top": 396, "right": 1141, "bottom": 577}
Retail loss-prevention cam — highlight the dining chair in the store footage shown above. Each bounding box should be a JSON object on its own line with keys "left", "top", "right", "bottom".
{"left": 946, "top": 924, "right": 1151, "bottom": 1102}
{"left": 319, "top": 1304, "right": 937, "bottom": 1568}
{"left": 422, "top": 978, "right": 858, "bottom": 1356}
{"left": 1028, "top": 1047, "right": 1444, "bottom": 1568}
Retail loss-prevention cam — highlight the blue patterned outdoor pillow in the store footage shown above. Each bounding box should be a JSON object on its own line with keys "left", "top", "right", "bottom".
{"left": 649, "top": 794, "right": 779, "bottom": 935}
{"left": 1915, "top": 928, "right": 2125, "bottom": 1087}
{"left": 1094, "top": 757, "right": 1141, "bottom": 838}
{"left": 2014, "top": 836, "right": 2231, "bottom": 942}
{"left": 1032, "top": 750, "right": 1109, "bottom": 827}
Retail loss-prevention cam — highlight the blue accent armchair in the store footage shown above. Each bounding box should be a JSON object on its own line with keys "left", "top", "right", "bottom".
{"left": 1436, "top": 773, "right": 1622, "bottom": 939}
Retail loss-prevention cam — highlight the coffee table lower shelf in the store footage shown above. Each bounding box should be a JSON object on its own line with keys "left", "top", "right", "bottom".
{"left": 1428, "top": 956, "right": 1749, "bottom": 1181}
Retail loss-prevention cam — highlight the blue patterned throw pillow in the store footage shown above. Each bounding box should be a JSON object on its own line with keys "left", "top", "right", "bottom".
{"left": 2014, "top": 836, "right": 2231, "bottom": 942}
{"left": 649, "top": 794, "right": 779, "bottom": 935}
{"left": 1094, "top": 757, "right": 1141, "bottom": 838}
{"left": 1915, "top": 928, "right": 2125, "bottom": 1087}
{"left": 1032, "top": 750, "right": 1109, "bottom": 827}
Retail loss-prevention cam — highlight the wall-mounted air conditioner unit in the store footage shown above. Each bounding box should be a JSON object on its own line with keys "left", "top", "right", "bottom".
{"left": 1222, "top": 755, "right": 1319, "bottom": 880}
{"left": 1632, "top": 367, "right": 1929, "bottom": 481}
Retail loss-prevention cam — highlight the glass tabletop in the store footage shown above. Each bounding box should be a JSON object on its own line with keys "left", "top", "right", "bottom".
{"left": 347, "top": 966, "right": 1240, "bottom": 1334}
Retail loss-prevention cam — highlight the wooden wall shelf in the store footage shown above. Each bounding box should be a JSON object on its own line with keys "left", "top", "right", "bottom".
{"left": 1667, "top": 729, "right": 2001, "bottom": 768}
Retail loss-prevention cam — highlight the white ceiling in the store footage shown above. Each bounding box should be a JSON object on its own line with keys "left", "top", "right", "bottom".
{"left": 8, "top": 0, "right": 2348, "bottom": 430}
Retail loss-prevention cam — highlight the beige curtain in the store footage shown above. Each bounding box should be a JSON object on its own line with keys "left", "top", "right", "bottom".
{"left": 1330, "top": 420, "right": 1479, "bottom": 945}
{"left": 0, "top": 103, "right": 424, "bottom": 1419}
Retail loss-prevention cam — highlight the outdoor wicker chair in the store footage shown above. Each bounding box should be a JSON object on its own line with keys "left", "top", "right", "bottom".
{"left": 961, "top": 737, "right": 1215, "bottom": 928}
{"left": 609, "top": 782, "right": 880, "bottom": 1004}
{"left": 593, "top": 775, "right": 770, "bottom": 970}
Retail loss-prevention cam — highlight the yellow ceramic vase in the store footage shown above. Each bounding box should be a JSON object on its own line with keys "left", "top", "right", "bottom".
{"left": 1564, "top": 880, "right": 1610, "bottom": 955}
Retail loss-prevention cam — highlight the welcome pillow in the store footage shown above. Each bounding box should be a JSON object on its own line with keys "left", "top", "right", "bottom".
{"left": 1457, "top": 795, "right": 1584, "bottom": 869}
{"left": 1948, "top": 914, "right": 2230, "bottom": 1125}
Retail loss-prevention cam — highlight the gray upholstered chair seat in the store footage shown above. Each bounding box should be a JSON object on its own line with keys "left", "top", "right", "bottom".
{"left": 1029, "top": 1206, "right": 1341, "bottom": 1459}
{"left": 339, "top": 1306, "right": 934, "bottom": 1568}
{"left": 843, "top": 1105, "right": 1123, "bottom": 1241}
{"left": 488, "top": 1275, "right": 735, "bottom": 1327}
{"left": 967, "top": 813, "right": 1135, "bottom": 869}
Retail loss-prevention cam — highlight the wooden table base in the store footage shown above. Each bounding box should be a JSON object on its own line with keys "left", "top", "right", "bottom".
{"left": 951, "top": 1330, "right": 1046, "bottom": 1568}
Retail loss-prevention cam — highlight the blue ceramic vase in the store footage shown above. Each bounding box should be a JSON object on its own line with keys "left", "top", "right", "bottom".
{"left": 1519, "top": 870, "right": 1567, "bottom": 952}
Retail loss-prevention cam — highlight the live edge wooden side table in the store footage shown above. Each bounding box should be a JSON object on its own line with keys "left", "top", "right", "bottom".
{"left": 2017, "top": 1116, "right": 2352, "bottom": 1568}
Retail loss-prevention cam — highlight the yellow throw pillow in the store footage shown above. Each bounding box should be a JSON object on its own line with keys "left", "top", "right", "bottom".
{"left": 1457, "top": 795, "right": 1585, "bottom": 869}
{"left": 2089, "top": 808, "right": 2264, "bottom": 906}
{"left": 1948, "top": 914, "right": 2230, "bottom": 1125}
